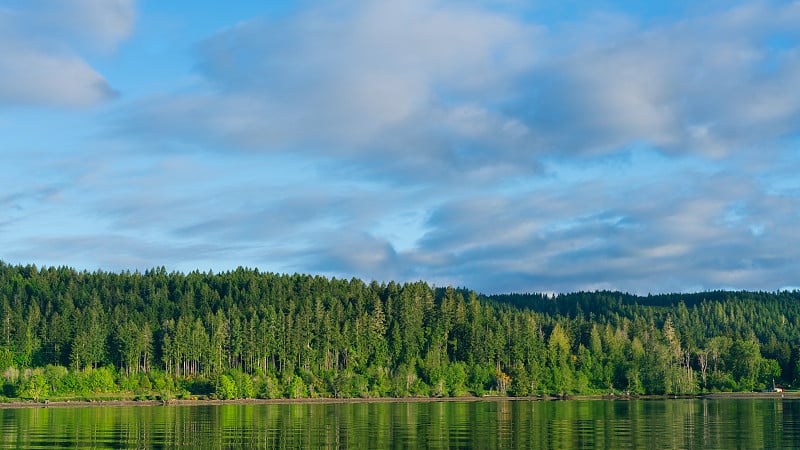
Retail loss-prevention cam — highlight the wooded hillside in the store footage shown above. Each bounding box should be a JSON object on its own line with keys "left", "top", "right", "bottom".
{"left": 1, "top": 262, "right": 797, "bottom": 400}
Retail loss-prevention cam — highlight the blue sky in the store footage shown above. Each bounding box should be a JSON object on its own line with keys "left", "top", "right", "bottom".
{"left": 3, "top": 0, "right": 800, "bottom": 294}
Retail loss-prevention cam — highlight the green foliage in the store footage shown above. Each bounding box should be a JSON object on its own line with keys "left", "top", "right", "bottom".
{"left": 286, "top": 375, "right": 307, "bottom": 399}
{"left": 760, "top": 359, "right": 781, "bottom": 389}
{"left": 239, "top": 375, "right": 256, "bottom": 399}
{"left": 390, "top": 364, "right": 416, "bottom": 397}
{"left": 139, "top": 374, "right": 152, "bottom": 390}
{"left": 468, "top": 364, "right": 495, "bottom": 396}
{"left": 0, "top": 348, "right": 14, "bottom": 371}
{"left": 60, "top": 371, "right": 85, "bottom": 395}
{"left": 509, "top": 362, "right": 533, "bottom": 397}
{"left": 730, "top": 339, "right": 762, "bottom": 391}
{"left": 257, "top": 373, "right": 283, "bottom": 399}
{"left": 88, "top": 366, "right": 117, "bottom": 393}
{"left": 151, "top": 370, "right": 176, "bottom": 397}
{"left": 0, "top": 261, "right": 799, "bottom": 400}
{"left": 44, "top": 365, "right": 68, "bottom": 394}
{"left": 183, "top": 378, "right": 213, "bottom": 397}
{"left": 331, "top": 369, "right": 369, "bottom": 398}
{"left": 219, "top": 369, "right": 256, "bottom": 399}
{"left": 367, "top": 367, "right": 392, "bottom": 397}
{"left": 444, "top": 362, "right": 468, "bottom": 396}
{"left": 18, "top": 369, "right": 48, "bottom": 401}
{"left": 216, "top": 374, "right": 237, "bottom": 400}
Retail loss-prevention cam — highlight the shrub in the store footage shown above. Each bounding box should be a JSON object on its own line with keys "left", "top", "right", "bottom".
{"left": 18, "top": 370, "right": 49, "bottom": 401}
{"left": 216, "top": 374, "right": 237, "bottom": 400}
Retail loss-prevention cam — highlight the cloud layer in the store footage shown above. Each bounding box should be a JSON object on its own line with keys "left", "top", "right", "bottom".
{"left": 125, "top": 0, "right": 540, "bottom": 180}
{"left": 4, "top": 0, "right": 800, "bottom": 294}
{"left": 128, "top": 1, "right": 800, "bottom": 167}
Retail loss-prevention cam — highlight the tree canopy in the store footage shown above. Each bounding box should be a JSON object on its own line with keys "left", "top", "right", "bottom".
{"left": 0, "top": 262, "right": 797, "bottom": 400}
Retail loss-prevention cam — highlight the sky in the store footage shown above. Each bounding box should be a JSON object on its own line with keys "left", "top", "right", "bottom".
{"left": 3, "top": 0, "right": 800, "bottom": 295}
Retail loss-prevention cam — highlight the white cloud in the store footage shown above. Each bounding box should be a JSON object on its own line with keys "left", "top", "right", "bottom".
{"left": 0, "top": 43, "right": 116, "bottom": 107}
{"left": 126, "top": 0, "right": 539, "bottom": 178}
{"left": 523, "top": 1, "right": 800, "bottom": 157}
{"left": 123, "top": 0, "right": 800, "bottom": 178}
{"left": 49, "top": 0, "right": 136, "bottom": 51}
{"left": 0, "top": 0, "right": 135, "bottom": 108}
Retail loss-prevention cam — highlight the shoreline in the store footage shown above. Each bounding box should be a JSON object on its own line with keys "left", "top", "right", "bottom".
{"left": 2, "top": 391, "right": 798, "bottom": 409}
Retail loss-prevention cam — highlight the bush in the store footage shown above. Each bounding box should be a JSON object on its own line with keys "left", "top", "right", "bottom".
{"left": 368, "top": 367, "right": 391, "bottom": 397}
{"left": 117, "top": 373, "right": 139, "bottom": 392}
{"left": 61, "top": 371, "right": 86, "bottom": 394}
{"left": 18, "top": 370, "right": 49, "bottom": 401}
{"left": 216, "top": 374, "right": 237, "bottom": 400}
{"left": 410, "top": 378, "right": 430, "bottom": 397}
{"left": 139, "top": 374, "right": 152, "bottom": 390}
{"left": 286, "top": 375, "right": 307, "bottom": 399}
{"left": 257, "top": 373, "right": 283, "bottom": 399}
{"left": 232, "top": 371, "right": 255, "bottom": 399}
{"left": 88, "top": 366, "right": 117, "bottom": 393}
{"left": 445, "top": 363, "right": 468, "bottom": 397}
{"left": 44, "top": 365, "right": 69, "bottom": 395}
{"left": 469, "top": 364, "right": 494, "bottom": 396}
{"left": 151, "top": 371, "right": 174, "bottom": 393}
{"left": 176, "top": 389, "right": 192, "bottom": 400}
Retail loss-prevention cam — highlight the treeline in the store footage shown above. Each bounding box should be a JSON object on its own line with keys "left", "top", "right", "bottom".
{"left": 0, "top": 262, "right": 798, "bottom": 401}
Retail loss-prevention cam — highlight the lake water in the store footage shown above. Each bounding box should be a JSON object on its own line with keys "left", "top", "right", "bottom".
{"left": 1, "top": 398, "right": 799, "bottom": 448}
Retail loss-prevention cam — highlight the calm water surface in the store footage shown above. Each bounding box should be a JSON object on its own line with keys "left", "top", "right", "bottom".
{"left": 2, "top": 398, "right": 799, "bottom": 448}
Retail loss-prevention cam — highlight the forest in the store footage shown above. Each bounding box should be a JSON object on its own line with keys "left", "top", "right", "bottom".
{"left": 0, "top": 261, "right": 798, "bottom": 401}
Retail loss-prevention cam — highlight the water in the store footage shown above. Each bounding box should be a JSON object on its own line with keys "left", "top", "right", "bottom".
{"left": 1, "top": 398, "right": 799, "bottom": 448}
